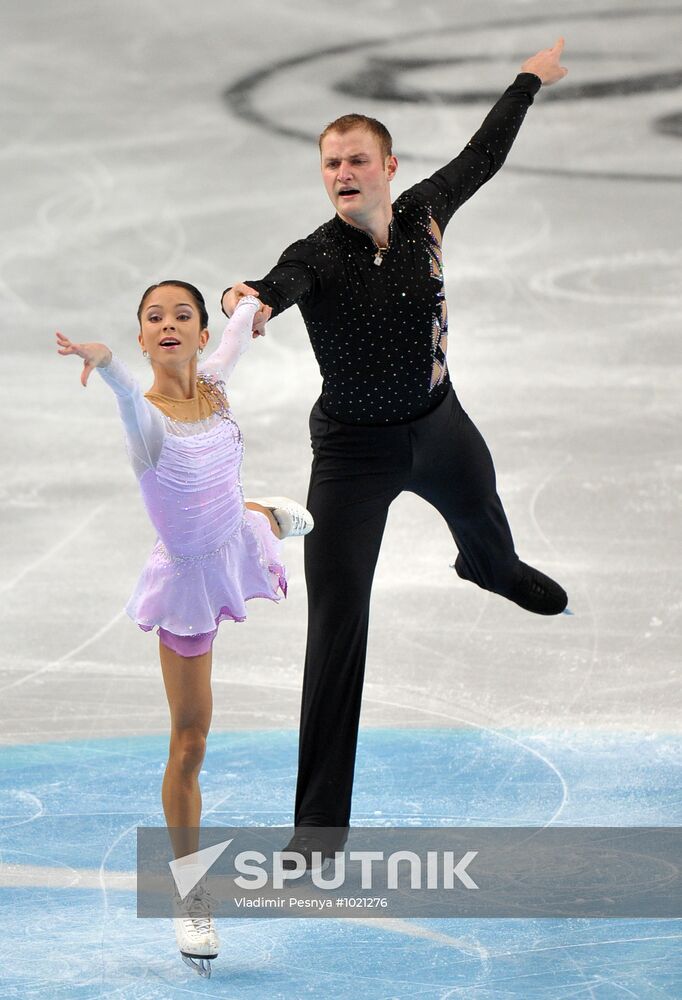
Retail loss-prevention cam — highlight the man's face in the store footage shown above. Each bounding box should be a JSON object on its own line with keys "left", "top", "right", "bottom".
{"left": 320, "top": 127, "right": 397, "bottom": 223}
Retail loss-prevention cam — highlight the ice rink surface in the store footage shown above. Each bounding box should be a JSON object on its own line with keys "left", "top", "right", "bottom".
{"left": 0, "top": 0, "right": 680, "bottom": 996}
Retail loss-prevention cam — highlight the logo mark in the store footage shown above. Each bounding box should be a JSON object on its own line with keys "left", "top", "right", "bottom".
{"left": 169, "top": 839, "right": 233, "bottom": 899}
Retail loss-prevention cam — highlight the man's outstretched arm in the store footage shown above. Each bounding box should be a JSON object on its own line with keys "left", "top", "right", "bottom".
{"left": 411, "top": 38, "right": 568, "bottom": 232}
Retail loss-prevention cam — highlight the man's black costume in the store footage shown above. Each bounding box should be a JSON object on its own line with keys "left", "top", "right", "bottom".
{"left": 226, "top": 72, "right": 567, "bottom": 846}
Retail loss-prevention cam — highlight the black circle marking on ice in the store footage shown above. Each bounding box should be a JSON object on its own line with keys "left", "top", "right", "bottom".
{"left": 223, "top": 6, "right": 682, "bottom": 184}
{"left": 337, "top": 59, "right": 682, "bottom": 106}
{"left": 655, "top": 110, "right": 682, "bottom": 137}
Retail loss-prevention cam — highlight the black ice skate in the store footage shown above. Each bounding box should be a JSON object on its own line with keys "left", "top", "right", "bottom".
{"left": 281, "top": 832, "right": 335, "bottom": 874}
{"left": 454, "top": 554, "right": 569, "bottom": 616}
{"left": 508, "top": 560, "right": 568, "bottom": 615}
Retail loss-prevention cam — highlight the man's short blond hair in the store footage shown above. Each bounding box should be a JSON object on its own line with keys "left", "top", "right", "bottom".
{"left": 318, "top": 114, "right": 393, "bottom": 160}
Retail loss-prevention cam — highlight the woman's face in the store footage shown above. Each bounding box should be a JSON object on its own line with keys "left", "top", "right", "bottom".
{"left": 138, "top": 285, "right": 209, "bottom": 365}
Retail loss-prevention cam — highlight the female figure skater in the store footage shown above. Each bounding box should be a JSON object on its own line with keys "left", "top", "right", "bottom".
{"left": 56, "top": 281, "right": 312, "bottom": 978}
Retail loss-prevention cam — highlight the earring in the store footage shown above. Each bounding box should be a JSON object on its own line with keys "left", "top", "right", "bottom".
{"left": 198, "top": 348, "right": 204, "bottom": 355}
{"left": 142, "top": 350, "right": 148, "bottom": 358}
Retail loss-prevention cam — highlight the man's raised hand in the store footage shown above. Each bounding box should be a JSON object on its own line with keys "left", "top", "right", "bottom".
{"left": 222, "top": 283, "right": 272, "bottom": 338}
{"left": 56, "top": 331, "right": 112, "bottom": 387}
{"left": 521, "top": 37, "right": 568, "bottom": 86}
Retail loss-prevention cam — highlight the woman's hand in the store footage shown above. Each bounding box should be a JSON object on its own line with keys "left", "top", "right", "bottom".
{"left": 56, "top": 331, "right": 113, "bottom": 386}
{"left": 222, "top": 283, "right": 272, "bottom": 338}
{"left": 521, "top": 37, "right": 568, "bottom": 86}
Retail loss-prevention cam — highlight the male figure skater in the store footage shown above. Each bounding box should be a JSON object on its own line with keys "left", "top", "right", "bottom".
{"left": 222, "top": 39, "right": 569, "bottom": 863}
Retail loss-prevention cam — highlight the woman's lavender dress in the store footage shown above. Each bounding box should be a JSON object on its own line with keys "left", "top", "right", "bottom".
{"left": 97, "top": 297, "right": 286, "bottom": 641}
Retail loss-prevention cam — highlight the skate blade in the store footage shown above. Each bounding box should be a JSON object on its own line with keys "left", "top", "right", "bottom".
{"left": 181, "top": 954, "right": 213, "bottom": 978}
{"left": 295, "top": 855, "right": 334, "bottom": 878}
{"left": 312, "top": 856, "right": 333, "bottom": 875}
{"left": 562, "top": 607, "right": 574, "bottom": 616}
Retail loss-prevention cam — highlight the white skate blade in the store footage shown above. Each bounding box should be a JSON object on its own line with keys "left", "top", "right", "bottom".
{"left": 182, "top": 954, "right": 212, "bottom": 978}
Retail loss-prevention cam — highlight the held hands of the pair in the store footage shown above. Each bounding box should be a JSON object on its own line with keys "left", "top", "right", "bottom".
{"left": 521, "top": 37, "right": 568, "bottom": 86}
{"left": 56, "top": 331, "right": 112, "bottom": 387}
{"left": 222, "top": 284, "right": 271, "bottom": 338}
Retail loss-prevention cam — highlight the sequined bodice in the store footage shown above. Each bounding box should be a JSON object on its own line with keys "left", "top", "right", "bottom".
{"left": 139, "top": 412, "right": 245, "bottom": 558}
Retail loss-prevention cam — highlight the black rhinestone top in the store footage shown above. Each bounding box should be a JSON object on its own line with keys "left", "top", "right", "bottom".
{"left": 237, "top": 73, "right": 542, "bottom": 425}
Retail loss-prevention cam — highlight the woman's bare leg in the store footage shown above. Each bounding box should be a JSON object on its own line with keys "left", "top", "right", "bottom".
{"left": 159, "top": 639, "right": 213, "bottom": 860}
{"left": 245, "top": 501, "right": 281, "bottom": 538}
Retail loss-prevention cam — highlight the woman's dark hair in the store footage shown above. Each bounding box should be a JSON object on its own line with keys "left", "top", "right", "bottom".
{"left": 137, "top": 280, "right": 209, "bottom": 329}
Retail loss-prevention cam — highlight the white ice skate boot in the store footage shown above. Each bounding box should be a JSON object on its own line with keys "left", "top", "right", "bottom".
{"left": 173, "top": 878, "right": 219, "bottom": 979}
{"left": 247, "top": 496, "right": 314, "bottom": 538}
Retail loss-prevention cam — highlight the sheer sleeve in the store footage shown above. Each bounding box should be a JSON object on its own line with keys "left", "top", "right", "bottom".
{"left": 97, "top": 355, "right": 165, "bottom": 477}
{"left": 199, "top": 295, "right": 260, "bottom": 384}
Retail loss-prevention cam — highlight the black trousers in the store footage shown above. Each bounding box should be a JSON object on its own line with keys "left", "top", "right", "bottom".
{"left": 295, "top": 385, "right": 520, "bottom": 840}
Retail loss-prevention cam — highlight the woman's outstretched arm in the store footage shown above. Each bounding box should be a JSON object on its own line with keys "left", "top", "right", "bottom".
{"left": 55, "top": 331, "right": 163, "bottom": 473}
{"left": 198, "top": 296, "right": 260, "bottom": 384}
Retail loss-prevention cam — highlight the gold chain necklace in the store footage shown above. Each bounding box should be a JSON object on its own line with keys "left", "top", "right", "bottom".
{"left": 372, "top": 242, "right": 389, "bottom": 266}
{"left": 371, "top": 221, "right": 392, "bottom": 265}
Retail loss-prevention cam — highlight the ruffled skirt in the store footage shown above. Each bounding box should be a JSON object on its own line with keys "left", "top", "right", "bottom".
{"left": 127, "top": 509, "right": 287, "bottom": 640}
